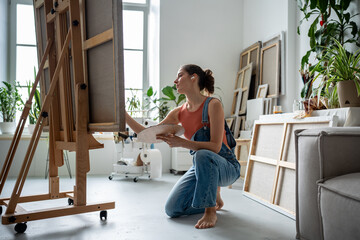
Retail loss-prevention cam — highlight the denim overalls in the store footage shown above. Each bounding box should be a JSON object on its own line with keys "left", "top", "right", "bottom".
{"left": 165, "top": 97, "right": 241, "bottom": 217}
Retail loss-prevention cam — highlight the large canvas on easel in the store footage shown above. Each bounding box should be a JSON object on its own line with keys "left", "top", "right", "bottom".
{"left": 243, "top": 116, "right": 338, "bottom": 218}
{"left": 34, "top": 0, "right": 125, "bottom": 132}
{"left": 83, "top": 0, "right": 125, "bottom": 132}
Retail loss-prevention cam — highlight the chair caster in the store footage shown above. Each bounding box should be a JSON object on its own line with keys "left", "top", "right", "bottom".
{"left": 0, "top": 206, "right": 2, "bottom": 215}
{"left": 100, "top": 210, "right": 107, "bottom": 221}
{"left": 68, "top": 198, "right": 74, "bottom": 205}
{"left": 108, "top": 175, "right": 113, "bottom": 180}
{"left": 133, "top": 177, "right": 138, "bottom": 182}
{"left": 14, "top": 222, "right": 27, "bottom": 233}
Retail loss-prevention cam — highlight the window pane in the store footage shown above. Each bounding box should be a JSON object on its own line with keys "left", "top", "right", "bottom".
{"left": 16, "top": 46, "right": 38, "bottom": 86}
{"left": 17, "top": 4, "right": 36, "bottom": 45}
{"left": 124, "top": 50, "right": 143, "bottom": 89}
{"left": 123, "top": 10, "right": 144, "bottom": 49}
{"left": 123, "top": 0, "right": 146, "bottom": 4}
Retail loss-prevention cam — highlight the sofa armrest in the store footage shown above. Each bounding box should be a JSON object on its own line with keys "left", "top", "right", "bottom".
{"left": 298, "top": 127, "right": 360, "bottom": 180}
{"left": 295, "top": 127, "right": 360, "bottom": 240}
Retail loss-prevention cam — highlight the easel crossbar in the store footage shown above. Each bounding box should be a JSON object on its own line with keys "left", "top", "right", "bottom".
{"left": 2, "top": 201, "right": 115, "bottom": 225}
{"left": 0, "top": 191, "right": 74, "bottom": 205}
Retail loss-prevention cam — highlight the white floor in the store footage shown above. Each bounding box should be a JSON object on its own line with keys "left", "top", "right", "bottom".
{"left": 0, "top": 174, "right": 296, "bottom": 240}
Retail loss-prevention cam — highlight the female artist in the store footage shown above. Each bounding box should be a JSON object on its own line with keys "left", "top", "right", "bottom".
{"left": 125, "top": 64, "right": 240, "bottom": 229}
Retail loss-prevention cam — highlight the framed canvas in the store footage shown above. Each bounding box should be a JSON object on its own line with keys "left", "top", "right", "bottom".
{"left": 259, "top": 42, "right": 280, "bottom": 98}
{"left": 262, "top": 31, "right": 285, "bottom": 95}
{"left": 256, "top": 84, "right": 269, "bottom": 98}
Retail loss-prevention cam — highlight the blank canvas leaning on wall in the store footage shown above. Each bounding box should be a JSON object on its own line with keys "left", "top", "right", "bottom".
{"left": 262, "top": 31, "right": 285, "bottom": 95}
{"left": 243, "top": 116, "right": 338, "bottom": 218}
{"left": 259, "top": 42, "right": 280, "bottom": 98}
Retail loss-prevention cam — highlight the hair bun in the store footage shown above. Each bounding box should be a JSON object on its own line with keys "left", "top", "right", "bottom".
{"left": 204, "top": 69, "right": 213, "bottom": 77}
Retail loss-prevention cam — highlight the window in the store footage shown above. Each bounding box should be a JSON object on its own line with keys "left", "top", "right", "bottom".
{"left": 10, "top": 1, "right": 38, "bottom": 123}
{"left": 123, "top": 0, "right": 149, "bottom": 118}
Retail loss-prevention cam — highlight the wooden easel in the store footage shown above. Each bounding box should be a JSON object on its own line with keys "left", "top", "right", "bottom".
{"left": 0, "top": 0, "right": 115, "bottom": 233}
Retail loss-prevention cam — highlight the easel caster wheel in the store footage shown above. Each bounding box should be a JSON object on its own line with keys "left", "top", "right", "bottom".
{"left": 108, "top": 176, "right": 113, "bottom": 180}
{"left": 100, "top": 210, "right": 107, "bottom": 221}
{"left": 14, "top": 222, "right": 27, "bottom": 233}
{"left": 133, "top": 177, "right": 138, "bottom": 182}
{"left": 68, "top": 198, "right": 74, "bottom": 205}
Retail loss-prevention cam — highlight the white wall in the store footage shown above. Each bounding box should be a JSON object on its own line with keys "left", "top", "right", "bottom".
{"left": 159, "top": 0, "right": 244, "bottom": 116}
{"left": 0, "top": 0, "right": 8, "bottom": 85}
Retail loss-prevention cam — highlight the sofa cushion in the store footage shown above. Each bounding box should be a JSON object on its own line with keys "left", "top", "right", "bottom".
{"left": 318, "top": 173, "right": 360, "bottom": 240}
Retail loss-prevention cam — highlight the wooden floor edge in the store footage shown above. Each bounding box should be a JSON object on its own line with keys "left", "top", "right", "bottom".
{"left": 1, "top": 201, "right": 115, "bottom": 224}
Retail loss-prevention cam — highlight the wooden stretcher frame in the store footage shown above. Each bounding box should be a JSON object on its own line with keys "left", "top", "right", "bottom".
{"left": 243, "top": 116, "right": 338, "bottom": 218}
{"left": 239, "top": 41, "right": 261, "bottom": 99}
{"left": 262, "top": 31, "right": 285, "bottom": 95}
{"left": 231, "top": 63, "right": 253, "bottom": 117}
{"left": 0, "top": 0, "right": 122, "bottom": 230}
{"left": 259, "top": 42, "right": 280, "bottom": 98}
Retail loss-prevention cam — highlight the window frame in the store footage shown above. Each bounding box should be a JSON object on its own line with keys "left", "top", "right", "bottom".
{"left": 123, "top": 0, "right": 149, "bottom": 116}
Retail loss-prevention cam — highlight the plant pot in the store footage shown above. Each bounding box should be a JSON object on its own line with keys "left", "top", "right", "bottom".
{"left": 337, "top": 81, "right": 360, "bottom": 107}
{"left": 0, "top": 122, "right": 16, "bottom": 134}
{"left": 28, "top": 124, "right": 36, "bottom": 134}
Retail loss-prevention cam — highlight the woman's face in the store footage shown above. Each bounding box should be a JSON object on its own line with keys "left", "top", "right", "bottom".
{"left": 174, "top": 68, "right": 193, "bottom": 94}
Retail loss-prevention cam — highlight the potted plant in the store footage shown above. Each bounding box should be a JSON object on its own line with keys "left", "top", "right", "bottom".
{"left": 144, "top": 85, "right": 186, "bottom": 122}
{"left": 0, "top": 81, "right": 22, "bottom": 134}
{"left": 126, "top": 88, "right": 142, "bottom": 117}
{"left": 310, "top": 38, "right": 360, "bottom": 107}
{"left": 298, "top": 0, "right": 360, "bottom": 107}
{"left": 24, "top": 80, "right": 41, "bottom": 134}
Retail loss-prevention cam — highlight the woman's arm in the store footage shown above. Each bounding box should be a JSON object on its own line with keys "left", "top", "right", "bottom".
{"left": 125, "top": 106, "right": 181, "bottom": 134}
{"left": 159, "top": 106, "right": 181, "bottom": 125}
{"left": 157, "top": 99, "right": 224, "bottom": 153}
{"left": 125, "top": 111, "right": 145, "bottom": 134}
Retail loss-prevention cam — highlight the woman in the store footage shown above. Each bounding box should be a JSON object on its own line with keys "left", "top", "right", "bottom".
{"left": 125, "top": 64, "right": 240, "bottom": 229}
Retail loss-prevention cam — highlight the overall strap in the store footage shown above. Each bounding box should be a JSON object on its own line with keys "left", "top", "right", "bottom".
{"left": 201, "top": 97, "right": 213, "bottom": 125}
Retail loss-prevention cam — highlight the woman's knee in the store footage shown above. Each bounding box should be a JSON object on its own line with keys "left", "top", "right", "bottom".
{"left": 194, "top": 149, "right": 214, "bottom": 165}
{"left": 165, "top": 200, "right": 180, "bottom": 218}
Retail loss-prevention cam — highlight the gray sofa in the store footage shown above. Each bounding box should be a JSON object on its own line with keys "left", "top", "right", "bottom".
{"left": 295, "top": 127, "right": 360, "bottom": 240}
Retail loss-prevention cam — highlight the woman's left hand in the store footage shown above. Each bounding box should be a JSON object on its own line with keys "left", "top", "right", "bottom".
{"left": 156, "top": 134, "right": 185, "bottom": 148}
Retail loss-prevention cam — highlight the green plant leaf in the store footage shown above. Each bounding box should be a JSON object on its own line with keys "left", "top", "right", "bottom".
{"left": 329, "top": 0, "right": 336, "bottom": 8}
{"left": 309, "top": 0, "right": 318, "bottom": 10}
{"left": 317, "top": 0, "right": 328, "bottom": 13}
{"left": 146, "top": 86, "right": 153, "bottom": 97}
{"left": 308, "top": 16, "right": 319, "bottom": 48}
{"left": 301, "top": 50, "right": 312, "bottom": 69}
{"left": 350, "top": 21, "right": 358, "bottom": 37}
{"left": 344, "top": 12, "right": 350, "bottom": 23}
{"left": 340, "top": 0, "right": 351, "bottom": 10}
{"left": 161, "top": 86, "right": 176, "bottom": 100}
{"left": 176, "top": 94, "right": 186, "bottom": 106}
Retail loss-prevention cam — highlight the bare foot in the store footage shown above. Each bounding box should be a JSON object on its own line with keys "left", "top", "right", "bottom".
{"left": 216, "top": 187, "right": 224, "bottom": 210}
{"left": 195, "top": 207, "right": 217, "bottom": 229}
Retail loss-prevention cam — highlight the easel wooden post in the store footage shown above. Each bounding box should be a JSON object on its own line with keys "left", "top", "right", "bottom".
{"left": 0, "top": 0, "right": 115, "bottom": 232}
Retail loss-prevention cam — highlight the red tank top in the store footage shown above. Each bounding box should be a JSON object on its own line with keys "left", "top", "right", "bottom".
{"left": 178, "top": 98, "right": 228, "bottom": 145}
